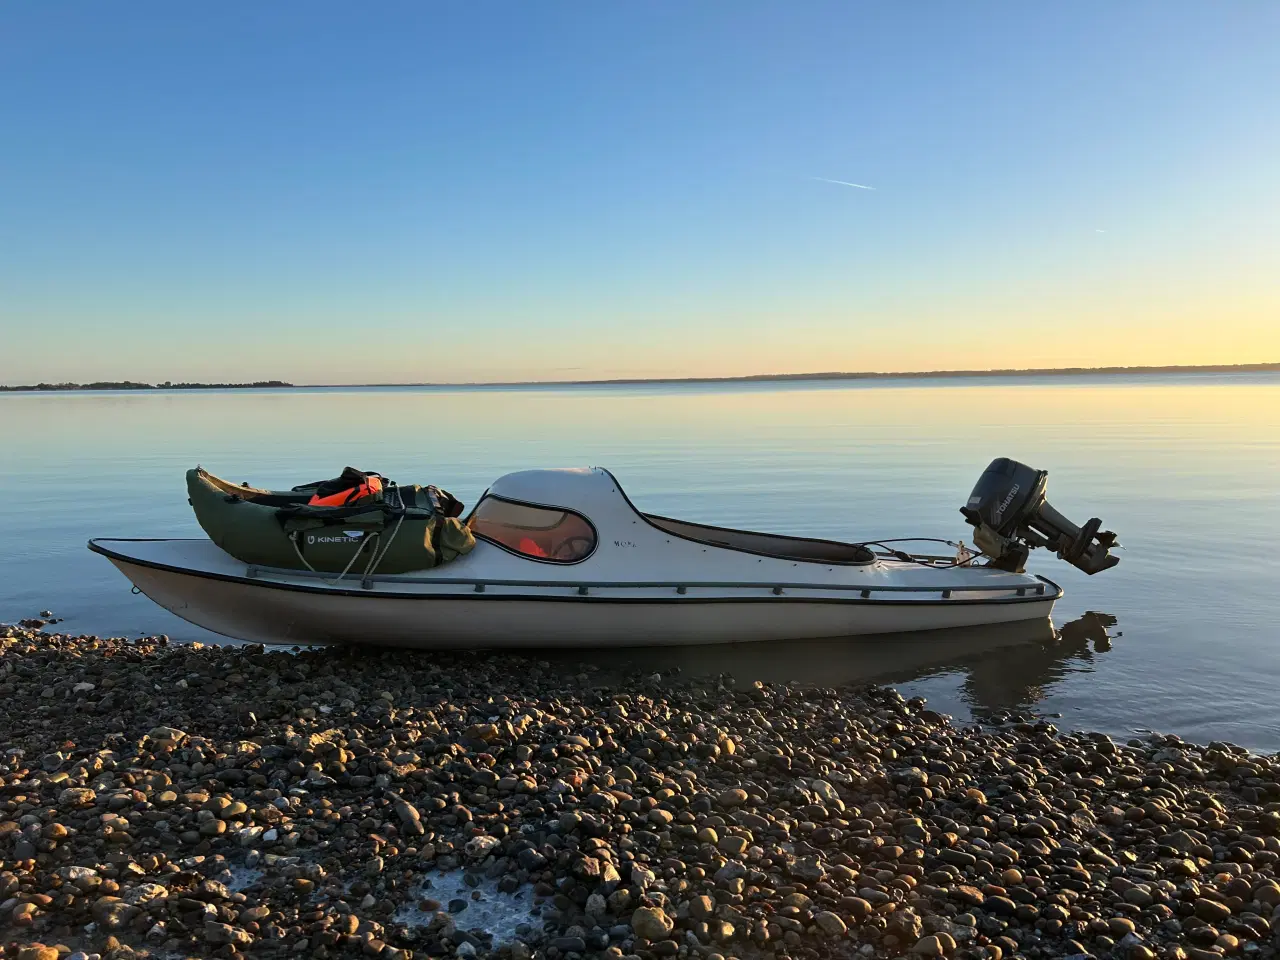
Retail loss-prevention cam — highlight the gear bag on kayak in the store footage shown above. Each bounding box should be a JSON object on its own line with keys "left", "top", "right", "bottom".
{"left": 187, "top": 466, "right": 475, "bottom": 574}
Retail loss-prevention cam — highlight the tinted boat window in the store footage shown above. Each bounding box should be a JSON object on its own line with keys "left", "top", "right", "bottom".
{"left": 468, "top": 496, "right": 597, "bottom": 563}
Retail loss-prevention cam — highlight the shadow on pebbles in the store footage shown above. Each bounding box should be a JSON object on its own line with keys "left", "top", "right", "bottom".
{"left": 3, "top": 624, "right": 1280, "bottom": 960}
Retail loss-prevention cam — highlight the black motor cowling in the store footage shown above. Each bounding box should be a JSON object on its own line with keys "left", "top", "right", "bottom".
{"left": 961, "top": 458, "right": 1119, "bottom": 575}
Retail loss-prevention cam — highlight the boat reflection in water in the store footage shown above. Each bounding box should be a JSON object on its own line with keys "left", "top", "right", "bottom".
{"left": 559, "top": 611, "right": 1118, "bottom": 720}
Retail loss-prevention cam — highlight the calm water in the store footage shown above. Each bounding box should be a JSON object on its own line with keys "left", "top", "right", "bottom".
{"left": 2, "top": 374, "right": 1278, "bottom": 749}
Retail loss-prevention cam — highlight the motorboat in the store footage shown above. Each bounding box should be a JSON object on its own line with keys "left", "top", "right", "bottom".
{"left": 89, "top": 458, "right": 1119, "bottom": 648}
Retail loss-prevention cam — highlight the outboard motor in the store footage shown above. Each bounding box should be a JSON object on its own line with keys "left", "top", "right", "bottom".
{"left": 961, "top": 458, "right": 1119, "bottom": 575}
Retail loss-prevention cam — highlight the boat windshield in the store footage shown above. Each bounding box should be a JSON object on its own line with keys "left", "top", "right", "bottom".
{"left": 468, "top": 496, "right": 597, "bottom": 563}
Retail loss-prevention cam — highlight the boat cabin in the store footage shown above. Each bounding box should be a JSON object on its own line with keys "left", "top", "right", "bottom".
{"left": 467, "top": 467, "right": 875, "bottom": 565}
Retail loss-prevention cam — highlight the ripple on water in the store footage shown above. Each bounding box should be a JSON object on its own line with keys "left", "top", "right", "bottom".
{"left": 393, "top": 867, "right": 535, "bottom": 944}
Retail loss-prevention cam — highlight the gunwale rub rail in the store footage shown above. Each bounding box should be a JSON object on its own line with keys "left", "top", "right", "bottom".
{"left": 243, "top": 564, "right": 1055, "bottom": 599}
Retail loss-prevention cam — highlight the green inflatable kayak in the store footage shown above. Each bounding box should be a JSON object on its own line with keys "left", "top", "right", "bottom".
{"left": 187, "top": 466, "right": 475, "bottom": 574}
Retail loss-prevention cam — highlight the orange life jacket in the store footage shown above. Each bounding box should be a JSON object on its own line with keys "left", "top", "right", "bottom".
{"left": 308, "top": 475, "right": 383, "bottom": 507}
{"left": 518, "top": 537, "right": 549, "bottom": 558}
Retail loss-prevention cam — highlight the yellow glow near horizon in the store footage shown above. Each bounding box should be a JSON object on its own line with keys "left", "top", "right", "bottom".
{"left": 2, "top": 284, "right": 1277, "bottom": 385}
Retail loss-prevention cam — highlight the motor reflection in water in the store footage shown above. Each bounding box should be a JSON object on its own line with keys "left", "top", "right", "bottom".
{"left": 953, "top": 611, "right": 1118, "bottom": 718}
{"left": 558, "top": 610, "right": 1120, "bottom": 723}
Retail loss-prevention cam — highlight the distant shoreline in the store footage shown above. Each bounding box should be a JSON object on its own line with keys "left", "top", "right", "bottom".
{"left": 2, "top": 363, "right": 1277, "bottom": 392}
{"left": 0, "top": 379, "right": 292, "bottom": 393}
{"left": 343, "top": 361, "right": 1280, "bottom": 389}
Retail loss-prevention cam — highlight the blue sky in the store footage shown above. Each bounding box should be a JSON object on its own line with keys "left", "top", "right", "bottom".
{"left": 1, "top": 3, "right": 1277, "bottom": 383}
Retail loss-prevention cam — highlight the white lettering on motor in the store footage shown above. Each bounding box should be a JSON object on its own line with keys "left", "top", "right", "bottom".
{"left": 993, "top": 483, "right": 1021, "bottom": 521}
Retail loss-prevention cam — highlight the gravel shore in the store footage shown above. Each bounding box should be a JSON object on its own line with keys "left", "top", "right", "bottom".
{"left": 2, "top": 622, "right": 1280, "bottom": 960}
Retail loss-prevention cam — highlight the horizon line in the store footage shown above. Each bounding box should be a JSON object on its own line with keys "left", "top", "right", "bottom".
{"left": 10, "top": 361, "right": 1278, "bottom": 391}
{"left": 312, "top": 360, "right": 1280, "bottom": 388}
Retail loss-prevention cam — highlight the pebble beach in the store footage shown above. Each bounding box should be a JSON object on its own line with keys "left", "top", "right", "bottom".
{"left": 3, "top": 621, "right": 1280, "bottom": 960}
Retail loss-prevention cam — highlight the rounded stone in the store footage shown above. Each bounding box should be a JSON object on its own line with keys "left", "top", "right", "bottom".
{"left": 717, "top": 788, "right": 749, "bottom": 808}
{"left": 815, "top": 912, "right": 847, "bottom": 936}
{"left": 1194, "top": 898, "right": 1231, "bottom": 923}
{"left": 912, "top": 934, "right": 946, "bottom": 957}
{"left": 632, "top": 906, "right": 674, "bottom": 940}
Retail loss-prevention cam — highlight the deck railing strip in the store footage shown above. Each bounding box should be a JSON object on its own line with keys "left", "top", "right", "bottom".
{"left": 243, "top": 565, "right": 1051, "bottom": 598}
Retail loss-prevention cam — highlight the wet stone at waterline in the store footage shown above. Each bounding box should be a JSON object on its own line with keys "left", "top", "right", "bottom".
{"left": 3, "top": 620, "right": 1280, "bottom": 960}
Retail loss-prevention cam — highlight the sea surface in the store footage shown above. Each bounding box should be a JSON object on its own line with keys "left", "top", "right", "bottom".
{"left": 2, "top": 374, "right": 1278, "bottom": 749}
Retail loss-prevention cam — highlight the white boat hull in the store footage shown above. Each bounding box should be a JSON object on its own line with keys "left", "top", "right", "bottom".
{"left": 94, "top": 539, "right": 1059, "bottom": 649}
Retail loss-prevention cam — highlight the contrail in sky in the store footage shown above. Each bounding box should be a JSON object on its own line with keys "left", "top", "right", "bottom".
{"left": 811, "top": 177, "right": 876, "bottom": 190}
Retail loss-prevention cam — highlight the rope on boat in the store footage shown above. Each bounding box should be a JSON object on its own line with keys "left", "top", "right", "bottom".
{"left": 289, "top": 530, "right": 378, "bottom": 585}
{"left": 362, "top": 514, "right": 406, "bottom": 583}
{"left": 858, "top": 537, "right": 986, "bottom": 569}
{"left": 285, "top": 512, "right": 407, "bottom": 587}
